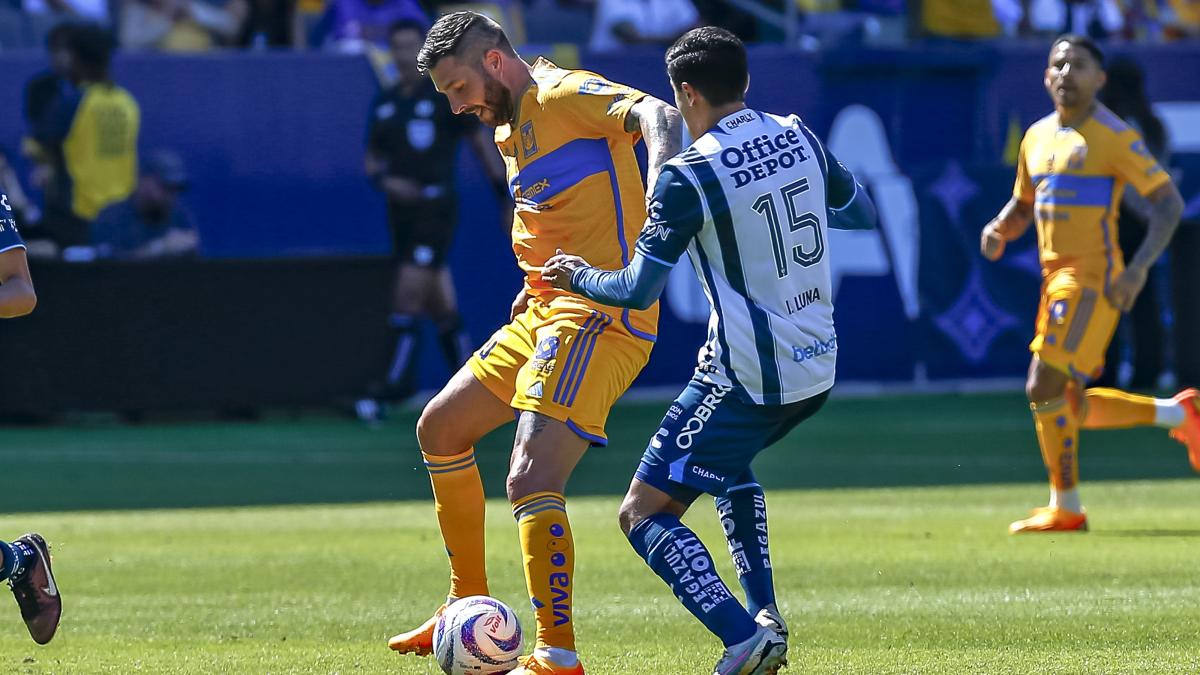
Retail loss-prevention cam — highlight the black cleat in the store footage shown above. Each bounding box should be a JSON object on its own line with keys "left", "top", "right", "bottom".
{"left": 8, "top": 533, "right": 61, "bottom": 645}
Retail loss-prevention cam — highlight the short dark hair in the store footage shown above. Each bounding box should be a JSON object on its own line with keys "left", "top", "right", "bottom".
{"left": 1052, "top": 33, "right": 1105, "bottom": 69}
{"left": 65, "top": 22, "right": 113, "bottom": 74}
{"left": 665, "top": 27, "right": 747, "bottom": 107}
{"left": 416, "top": 11, "right": 512, "bottom": 75}
{"left": 388, "top": 19, "right": 426, "bottom": 41}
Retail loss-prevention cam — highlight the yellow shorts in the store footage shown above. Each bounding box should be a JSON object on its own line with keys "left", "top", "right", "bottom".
{"left": 468, "top": 296, "right": 654, "bottom": 445}
{"left": 1029, "top": 268, "right": 1119, "bottom": 381}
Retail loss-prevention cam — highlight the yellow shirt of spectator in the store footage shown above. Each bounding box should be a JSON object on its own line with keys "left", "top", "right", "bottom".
{"left": 60, "top": 82, "right": 140, "bottom": 221}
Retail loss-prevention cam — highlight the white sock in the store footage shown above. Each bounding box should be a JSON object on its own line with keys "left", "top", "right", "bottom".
{"left": 1154, "top": 400, "right": 1186, "bottom": 429}
{"left": 1050, "top": 488, "right": 1082, "bottom": 514}
{"left": 535, "top": 647, "right": 578, "bottom": 667}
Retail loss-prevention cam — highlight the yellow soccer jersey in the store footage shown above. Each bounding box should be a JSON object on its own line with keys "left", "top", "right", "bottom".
{"left": 1014, "top": 104, "right": 1170, "bottom": 283}
{"left": 64, "top": 83, "right": 140, "bottom": 220}
{"left": 495, "top": 58, "right": 658, "bottom": 340}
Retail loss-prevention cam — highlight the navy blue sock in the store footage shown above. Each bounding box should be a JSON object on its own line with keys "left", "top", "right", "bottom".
{"left": 436, "top": 314, "right": 472, "bottom": 368}
{"left": 627, "top": 513, "right": 757, "bottom": 647}
{"left": 0, "top": 539, "right": 32, "bottom": 582}
{"left": 716, "top": 478, "right": 776, "bottom": 615}
{"left": 383, "top": 313, "right": 420, "bottom": 400}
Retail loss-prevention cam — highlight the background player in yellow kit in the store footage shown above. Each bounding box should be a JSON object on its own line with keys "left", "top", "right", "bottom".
{"left": 981, "top": 34, "right": 1199, "bottom": 534}
{"left": 386, "top": 11, "right": 682, "bottom": 674}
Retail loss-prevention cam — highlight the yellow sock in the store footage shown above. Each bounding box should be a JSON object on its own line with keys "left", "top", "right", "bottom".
{"left": 513, "top": 491, "right": 576, "bottom": 653}
{"left": 1031, "top": 397, "right": 1079, "bottom": 499}
{"left": 1082, "top": 387, "right": 1159, "bottom": 429}
{"left": 423, "top": 449, "right": 488, "bottom": 599}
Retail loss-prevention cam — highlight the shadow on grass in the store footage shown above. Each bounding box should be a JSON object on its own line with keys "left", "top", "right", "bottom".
{"left": 1095, "top": 530, "right": 1200, "bottom": 538}
{"left": 0, "top": 393, "right": 1193, "bottom": 512}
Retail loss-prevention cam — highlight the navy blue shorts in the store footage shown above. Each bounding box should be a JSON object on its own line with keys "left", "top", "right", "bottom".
{"left": 635, "top": 376, "right": 830, "bottom": 500}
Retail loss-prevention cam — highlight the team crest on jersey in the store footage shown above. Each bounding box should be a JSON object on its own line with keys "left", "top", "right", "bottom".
{"left": 1066, "top": 144, "right": 1087, "bottom": 170}
{"left": 528, "top": 335, "right": 559, "bottom": 376}
{"left": 1050, "top": 300, "right": 1068, "bottom": 325}
{"left": 535, "top": 335, "right": 560, "bottom": 359}
{"left": 520, "top": 121, "right": 538, "bottom": 158}
{"left": 407, "top": 119, "right": 435, "bottom": 150}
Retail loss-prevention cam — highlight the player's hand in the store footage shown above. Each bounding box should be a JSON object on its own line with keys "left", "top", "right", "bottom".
{"left": 980, "top": 222, "right": 1006, "bottom": 261}
{"left": 510, "top": 288, "right": 529, "bottom": 321}
{"left": 542, "top": 249, "right": 588, "bottom": 292}
{"left": 1107, "top": 265, "right": 1148, "bottom": 313}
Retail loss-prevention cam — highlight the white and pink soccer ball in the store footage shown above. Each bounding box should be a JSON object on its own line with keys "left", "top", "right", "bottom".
{"left": 433, "top": 596, "right": 524, "bottom": 675}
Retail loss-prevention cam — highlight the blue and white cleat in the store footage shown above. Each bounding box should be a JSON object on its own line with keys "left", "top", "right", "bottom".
{"left": 713, "top": 625, "right": 788, "bottom": 675}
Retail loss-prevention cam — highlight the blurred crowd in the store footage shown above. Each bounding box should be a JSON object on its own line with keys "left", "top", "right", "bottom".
{"left": 0, "top": 0, "right": 1194, "bottom": 56}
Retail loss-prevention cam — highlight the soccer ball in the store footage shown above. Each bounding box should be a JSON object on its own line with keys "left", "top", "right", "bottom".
{"left": 433, "top": 595, "right": 523, "bottom": 674}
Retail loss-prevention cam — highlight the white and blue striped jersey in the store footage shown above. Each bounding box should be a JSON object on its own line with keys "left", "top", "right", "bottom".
{"left": 636, "top": 110, "right": 856, "bottom": 405}
{"left": 0, "top": 192, "right": 25, "bottom": 255}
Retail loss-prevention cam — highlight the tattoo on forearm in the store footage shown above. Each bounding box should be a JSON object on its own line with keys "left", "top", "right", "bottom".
{"left": 1130, "top": 195, "right": 1183, "bottom": 270}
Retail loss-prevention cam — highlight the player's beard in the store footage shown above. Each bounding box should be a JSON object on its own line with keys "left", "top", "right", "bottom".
{"left": 474, "top": 70, "right": 514, "bottom": 128}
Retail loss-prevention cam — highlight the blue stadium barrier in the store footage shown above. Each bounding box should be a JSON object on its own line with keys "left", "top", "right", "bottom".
{"left": 0, "top": 44, "right": 1197, "bottom": 407}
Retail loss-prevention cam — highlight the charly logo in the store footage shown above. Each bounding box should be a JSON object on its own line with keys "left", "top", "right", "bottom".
{"left": 676, "top": 384, "right": 732, "bottom": 449}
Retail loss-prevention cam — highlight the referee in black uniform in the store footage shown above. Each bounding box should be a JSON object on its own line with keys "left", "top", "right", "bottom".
{"left": 358, "top": 19, "right": 508, "bottom": 420}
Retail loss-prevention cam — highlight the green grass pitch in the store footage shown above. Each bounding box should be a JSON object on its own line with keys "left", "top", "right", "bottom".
{"left": 0, "top": 393, "right": 1198, "bottom": 673}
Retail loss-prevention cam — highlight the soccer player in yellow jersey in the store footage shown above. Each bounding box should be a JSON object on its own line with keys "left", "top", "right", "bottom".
{"left": 981, "top": 34, "right": 1200, "bottom": 534}
{"left": 386, "top": 11, "right": 682, "bottom": 674}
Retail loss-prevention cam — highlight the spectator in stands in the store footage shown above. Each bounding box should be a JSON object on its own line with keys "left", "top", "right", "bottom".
{"left": 1094, "top": 56, "right": 1170, "bottom": 390}
{"left": 91, "top": 150, "right": 199, "bottom": 259}
{"left": 236, "top": 0, "right": 297, "bottom": 46}
{"left": 119, "top": 0, "right": 249, "bottom": 50}
{"left": 910, "top": 0, "right": 1002, "bottom": 39}
{"left": 21, "top": 0, "right": 109, "bottom": 24}
{"left": 311, "top": 0, "right": 426, "bottom": 51}
{"left": 28, "top": 22, "right": 139, "bottom": 250}
{"left": 588, "top": 0, "right": 700, "bottom": 52}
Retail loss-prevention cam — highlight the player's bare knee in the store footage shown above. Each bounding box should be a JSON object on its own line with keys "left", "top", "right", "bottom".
{"left": 617, "top": 496, "right": 644, "bottom": 537}
{"left": 416, "top": 397, "right": 458, "bottom": 454}
{"left": 1027, "top": 362, "right": 1065, "bottom": 398}
{"left": 505, "top": 466, "right": 541, "bottom": 504}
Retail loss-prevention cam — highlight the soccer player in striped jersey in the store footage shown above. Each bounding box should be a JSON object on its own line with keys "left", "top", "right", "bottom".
{"left": 0, "top": 192, "right": 61, "bottom": 645}
{"left": 980, "top": 35, "right": 1199, "bottom": 534}
{"left": 545, "top": 27, "right": 875, "bottom": 675}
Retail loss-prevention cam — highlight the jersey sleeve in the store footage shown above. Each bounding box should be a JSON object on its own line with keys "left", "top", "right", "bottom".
{"left": 365, "top": 92, "right": 391, "bottom": 152}
{"left": 634, "top": 164, "right": 704, "bottom": 266}
{"left": 558, "top": 74, "right": 648, "bottom": 140}
{"left": 1113, "top": 128, "right": 1171, "bottom": 197}
{"left": 823, "top": 146, "right": 857, "bottom": 210}
{"left": 0, "top": 193, "right": 26, "bottom": 253}
{"left": 1013, "top": 132, "right": 1035, "bottom": 204}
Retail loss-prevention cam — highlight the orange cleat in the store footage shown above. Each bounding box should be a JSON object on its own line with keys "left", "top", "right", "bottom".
{"left": 1169, "top": 388, "right": 1200, "bottom": 472}
{"left": 1009, "top": 506, "right": 1088, "bottom": 534}
{"left": 508, "top": 654, "right": 586, "bottom": 675}
{"left": 387, "top": 604, "right": 447, "bottom": 656}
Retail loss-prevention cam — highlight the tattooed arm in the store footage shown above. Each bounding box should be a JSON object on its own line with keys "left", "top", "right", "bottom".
{"left": 625, "top": 97, "right": 683, "bottom": 195}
